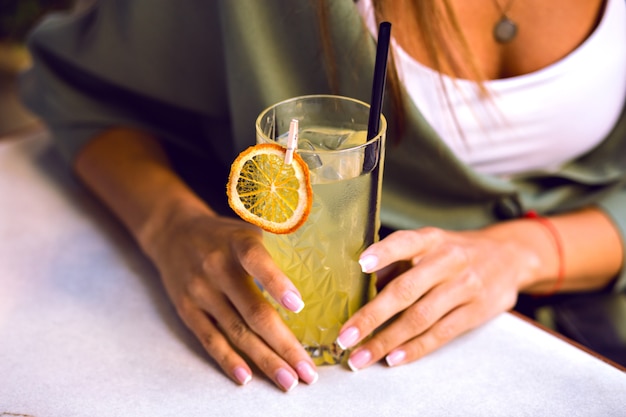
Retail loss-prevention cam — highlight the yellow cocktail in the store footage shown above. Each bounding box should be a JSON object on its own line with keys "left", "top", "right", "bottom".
{"left": 256, "top": 96, "right": 386, "bottom": 365}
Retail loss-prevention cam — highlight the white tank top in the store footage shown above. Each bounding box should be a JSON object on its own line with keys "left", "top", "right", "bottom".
{"left": 358, "top": 0, "right": 626, "bottom": 176}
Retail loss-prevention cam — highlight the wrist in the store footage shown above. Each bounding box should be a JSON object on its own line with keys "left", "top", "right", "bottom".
{"left": 522, "top": 212, "right": 565, "bottom": 296}
{"left": 481, "top": 218, "right": 560, "bottom": 293}
{"left": 136, "top": 188, "right": 215, "bottom": 261}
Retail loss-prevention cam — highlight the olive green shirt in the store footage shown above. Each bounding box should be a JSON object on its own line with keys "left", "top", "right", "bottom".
{"left": 20, "top": 0, "right": 626, "bottom": 291}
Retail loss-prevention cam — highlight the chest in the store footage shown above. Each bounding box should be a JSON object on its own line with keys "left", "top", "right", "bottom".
{"left": 381, "top": 0, "right": 607, "bottom": 80}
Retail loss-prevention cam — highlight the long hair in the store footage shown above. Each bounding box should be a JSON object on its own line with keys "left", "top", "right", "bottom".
{"left": 316, "top": 0, "right": 489, "bottom": 141}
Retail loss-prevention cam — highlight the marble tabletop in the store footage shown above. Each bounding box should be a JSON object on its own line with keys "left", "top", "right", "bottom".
{"left": 1, "top": 131, "right": 625, "bottom": 417}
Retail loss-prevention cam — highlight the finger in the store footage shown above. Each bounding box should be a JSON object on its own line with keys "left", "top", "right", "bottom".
{"left": 226, "top": 274, "right": 319, "bottom": 385}
{"left": 359, "top": 228, "right": 446, "bottom": 273}
{"left": 215, "top": 306, "right": 302, "bottom": 392}
{"left": 177, "top": 300, "right": 254, "bottom": 386}
{"left": 195, "top": 290, "right": 305, "bottom": 392}
{"left": 180, "top": 271, "right": 305, "bottom": 391}
{"left": 337, "top": 247, "right": 464, "bottom": 351}
{"left": 230, "top": 233, "right": 305, "bottom": 313}
{"left": 348, "top": 272, "right": 476, "bottom": 370}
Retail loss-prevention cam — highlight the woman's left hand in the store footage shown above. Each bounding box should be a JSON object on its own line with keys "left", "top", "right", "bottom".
{"left": 335, "top": 226, "right": 542, "bottom": 370}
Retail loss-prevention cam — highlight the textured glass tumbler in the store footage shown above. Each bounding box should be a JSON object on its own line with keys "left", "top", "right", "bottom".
{"left": 256, "top": 95, "right": 386, "bottom": 365}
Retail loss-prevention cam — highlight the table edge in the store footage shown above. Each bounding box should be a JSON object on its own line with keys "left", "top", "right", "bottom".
{"left": 509, "top": 310, "right": 626, "bottom": 372}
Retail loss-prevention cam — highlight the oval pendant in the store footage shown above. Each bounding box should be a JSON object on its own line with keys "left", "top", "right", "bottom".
{"left": 493, "top": 17, "right": 518, "bottom": 44}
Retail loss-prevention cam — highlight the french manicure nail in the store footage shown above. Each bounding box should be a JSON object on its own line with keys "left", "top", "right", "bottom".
{"left": 276, "top": 368, "right": 299, "bottom": 392}
{"left": 296, "top": 361, "right": 319, "bottom": 385}
{"left": 233, "top": 366, "right": 252, "bottom": 385}
{"left": 359, "top": 254, "right": 378, "bottom": 273}
{"left": 347, "top": 349, "right": 372, "bottom": 372}
{"left": 281, "top": 290, "right": 305, "bottom": 313}
{"left": 336, "top": 327, "right": 360, "bottom": 350}
{"left": 385, "top": 350, "right": 406, "bottom": 367}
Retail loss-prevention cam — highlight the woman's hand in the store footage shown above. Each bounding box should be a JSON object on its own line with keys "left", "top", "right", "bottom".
{"left": 75, "top": 128, "right": 317, "bottom": 391}
{"left": 335, "top": 225, "right": 543, "bottom": 370}
{"left": 336, "top": 207, "right": 623, "bottom": 370}
{"left": 143, "top": 201, "right": 319, "bottom": 391}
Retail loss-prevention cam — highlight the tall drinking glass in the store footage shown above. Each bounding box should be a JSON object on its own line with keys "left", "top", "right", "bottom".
{"left": 256, "top": 95, "right": 386, "bottom": 365}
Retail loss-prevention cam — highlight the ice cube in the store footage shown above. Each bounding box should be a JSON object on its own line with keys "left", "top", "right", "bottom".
{"left": 298, "top": 139, "right": 323, "bottom": 169}
{"left": 300, "top": 128, "right": 352, "bottom": 150}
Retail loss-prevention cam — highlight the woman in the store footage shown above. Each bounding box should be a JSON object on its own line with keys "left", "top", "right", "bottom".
{"left": 20, "top": 0, "right": 626, "bottom": 391}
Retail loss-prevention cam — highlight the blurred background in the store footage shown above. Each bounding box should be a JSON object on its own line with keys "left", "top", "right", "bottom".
{"left": 0, "top": 0, "right": 74, "bottom": 136}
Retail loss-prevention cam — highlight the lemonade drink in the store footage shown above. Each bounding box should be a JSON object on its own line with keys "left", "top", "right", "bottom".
{"left": 256, "top": 96, "right": 386, "bottom": 365}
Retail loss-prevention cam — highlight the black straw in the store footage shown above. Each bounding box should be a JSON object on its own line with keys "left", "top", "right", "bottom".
{"left": 366, "top": 21, "right": 392, "bottom": 140}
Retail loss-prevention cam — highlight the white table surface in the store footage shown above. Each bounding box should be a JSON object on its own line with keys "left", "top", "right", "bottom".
{"left": 1, "top": 131, "right": 625, "bottom": 417}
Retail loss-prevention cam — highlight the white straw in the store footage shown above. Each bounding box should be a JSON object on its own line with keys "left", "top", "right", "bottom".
{"left": 284, "top": 118, "right": 298, "bottom": 165}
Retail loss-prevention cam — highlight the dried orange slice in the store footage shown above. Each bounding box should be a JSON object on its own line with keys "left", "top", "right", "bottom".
{"left": 227, "top": 143, "right": 313, "bottom": 234}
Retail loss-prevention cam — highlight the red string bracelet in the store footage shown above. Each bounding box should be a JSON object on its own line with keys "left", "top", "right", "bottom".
{"left": 524, "top": 210, "right": 565, "bottom": 297}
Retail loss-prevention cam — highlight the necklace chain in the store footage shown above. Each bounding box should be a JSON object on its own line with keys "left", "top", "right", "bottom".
{"left": 494, "top": 0, "right": 516, "bottom": 16}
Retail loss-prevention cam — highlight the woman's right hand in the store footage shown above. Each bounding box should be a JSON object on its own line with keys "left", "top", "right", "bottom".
{"left": 143, "top": 202, "right": 319, "bottom": 391}
{"left": 74, "top": 128, "right": 317, "bottom": 391}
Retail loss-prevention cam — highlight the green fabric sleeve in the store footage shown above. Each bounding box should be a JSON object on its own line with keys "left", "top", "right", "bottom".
{"left": 20, "top": 1, "right": 232, "bottom": 165}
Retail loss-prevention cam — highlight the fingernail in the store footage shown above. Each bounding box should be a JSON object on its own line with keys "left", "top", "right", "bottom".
{"left": 281, "top": 290, "right": 305, "bottom": 313}
{"left": 359, "top": 254, "right": 378, "bottom": 273}
{"left": 385, "top": 350, "right": 406, "bottom": 367}
{"left": 347, "top": 349, "right": 372, "bottom": 372}
{"left": 233, "top": 366, "right": 252, "bottom": 385}
{"left": 296, "top": 361, "right": 319, "bottom": 385}
{"left": 276, "top": 368, "right": 299, "bottom": 392}
{"left": 336, "top": 327, "right": 360, "bottom": 350}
